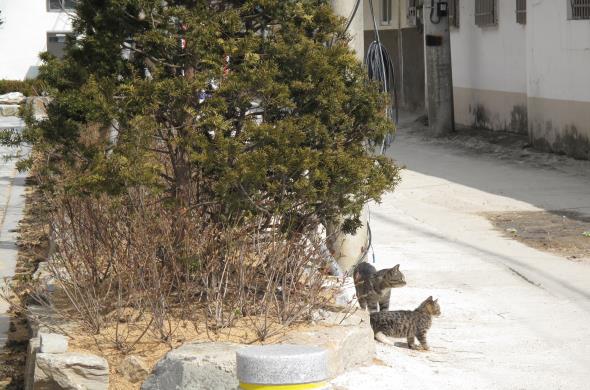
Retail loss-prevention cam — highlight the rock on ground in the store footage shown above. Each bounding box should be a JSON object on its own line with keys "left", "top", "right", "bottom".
{"left": 141, "top": 312, "right": 375, "bottom": 390}
{"left": 118, "top": 355, "right": 149, "bottom": 383}
{"left": 284, "top": 309, "right": 375, "bottom": 377}
{"left": 0, "top": 104, "right": 20, "bottom": 116}
{"left": 0, "top": 92, "right": 26, "bottom": 104}
{"left": 39, "top": 333, "right": 68, "bottom": 354}
{"left": 34, "top": 352, "right": 109, "bottom": 390}
{"left": 141, "top": 342, "right": 243, "bottom": 390}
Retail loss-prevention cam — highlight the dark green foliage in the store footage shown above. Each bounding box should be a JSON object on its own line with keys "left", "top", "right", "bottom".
{"left": 16, "top": 0, "right": 400, "bottom": 233}
{"left": 0, "top": 79, "right": 45, "bottom": 96}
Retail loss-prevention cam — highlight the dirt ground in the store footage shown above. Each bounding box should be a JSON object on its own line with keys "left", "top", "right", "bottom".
{"left": 0, "top": 180, "right": 49, "bottom": 390}
{"left": 0, "top": 177, "right": 342, "bottom": 390}
{"left": 487, "top": 210, "right": 590, "bottom": 262}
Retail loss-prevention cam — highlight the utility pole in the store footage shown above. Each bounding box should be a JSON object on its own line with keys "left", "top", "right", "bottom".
{"left": 424, "top": 0, "right": 454, "bottom": 135}
{"left": 328, "top": 0, "right": 370, "bottom": 274}
{"left": 331, "top": 0, "right": 364, "bottom": 61}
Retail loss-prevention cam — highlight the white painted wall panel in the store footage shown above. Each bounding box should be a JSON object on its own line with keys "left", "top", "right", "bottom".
{"left": 450, "top": 0, "right": 527, "bottom": 95}
{"left": 0, "top": 0, "right": 72, "bottom": 80}
{"left": 526, "top": 0, "right": 590, "bottom": 102}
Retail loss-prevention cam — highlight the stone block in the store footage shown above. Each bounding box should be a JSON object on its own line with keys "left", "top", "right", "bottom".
{"left": 27, "top": 96, "right": 50, "bottom": 120}
{"left": 0, "top": 104, "right": 20, "bottom": 116}
{"left": 313, "top": 307, "right": 371, "bottom": 327}
{"left": 27, "top": 305, "right": 60, "bottom": 338}
{"left": 24, "top": 336, "right": 40, "bottom": 390}
{"left": 34, "top": 352, "right": 109, "bottom": 390}
{"left": 141, "top": 342, "right": 243, "bottom": 390}
{"left": 33, "top": 262, "right": 58, "bottom": 293}
{"left": 284, "top": 309, "right": 375, "bottom": 377}
{"left": 39, "top": 333, "right": 68, "bottom": 353}
{"left": 0, "top": 92, "right": 25, "bottom": 104}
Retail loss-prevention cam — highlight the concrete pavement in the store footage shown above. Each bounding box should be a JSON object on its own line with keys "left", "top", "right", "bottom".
{"left": 333, "top": 122, "right": 590, "bottom": 389}
{"left": 0, "top": 117, "right": 28, "bottom": 348}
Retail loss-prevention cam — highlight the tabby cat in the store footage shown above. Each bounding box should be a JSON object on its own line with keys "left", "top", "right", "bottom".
{"left": 353, "top": 262, "right": 406, "bottom": 312}
{"left": 370, "top": 296, "right": 441, "bottom": 351}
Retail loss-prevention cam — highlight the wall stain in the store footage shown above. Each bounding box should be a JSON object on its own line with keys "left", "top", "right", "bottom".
{"left": 531, "top": 121, "right": 590, "bottom": 160}
{"left": 471, "top": 104, "right": 490, "bottom": 129}
{"left": 510, "top": 105, "right": 528, "bottom": 134}
{"left": 468, "top": 104, "right": 528, "bottom": 134}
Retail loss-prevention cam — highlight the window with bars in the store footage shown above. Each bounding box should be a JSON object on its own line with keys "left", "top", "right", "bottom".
{"left": 381, "top": 0, "right": 392, "bottom": 25}
{"left": 475, "top": 0, "right": 497, "bottom": 26}
{"left": 516, "top": 0, "right": 526, "bottom": 24}
{"left": 407, "top": 0, "right": 418, "bottom": 26}
{"left": 48, "top": 0, "right": 77, "bottom": 11}
{"left": 568, "top": 0, "right": 590, "bottom": 20}
{"left": 449, "top": 0, "right": 460, "bottom": 28}
{"left": 47, "top": 32, "right": 69, "bottom": 58}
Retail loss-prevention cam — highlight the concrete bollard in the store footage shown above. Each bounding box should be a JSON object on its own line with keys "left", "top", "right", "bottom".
{"left": 236, "top": 344, "right": 331, "bottom": 389}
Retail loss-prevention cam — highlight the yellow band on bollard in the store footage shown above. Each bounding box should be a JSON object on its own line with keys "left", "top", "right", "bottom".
{"left": 239, "top": 381, "right": 329, "bottom": 390}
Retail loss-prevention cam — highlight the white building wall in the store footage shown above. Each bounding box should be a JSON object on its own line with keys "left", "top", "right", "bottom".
{"left": 0, "top": 1, "right": 72, "bottom": 80}
{"left": 526, "top": 0, "right": 590, "bottom": 158}
{"left": 450, "top": 0, "right": 528, "bottom": 133}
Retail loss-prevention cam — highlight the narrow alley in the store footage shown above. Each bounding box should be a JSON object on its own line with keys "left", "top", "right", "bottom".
{"left": 333, "top": 118, "right": 590, "bottom": 389}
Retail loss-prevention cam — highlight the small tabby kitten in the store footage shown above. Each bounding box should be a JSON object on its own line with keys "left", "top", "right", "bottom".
{"left": 370, "top": 296, "right": 441, "bottom": 350}
{"left": 353, "top": 262, "right": 406, "bottom": 312}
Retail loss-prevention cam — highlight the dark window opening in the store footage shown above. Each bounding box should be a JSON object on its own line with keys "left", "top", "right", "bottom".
{"left": 382, "top": 0, "right": 392, "bottom": 25}
{"left": 47, "top": 32, "right": 69, "bottom": 58}
{"left": 516, "top": 0, "right": 526, "bottom": 24}
{"left": 48, "top": 0, "right": 77, "bottom": 11}
{"left": 569, "top": 0, "right": 590, "bottom": 20}
{"left": 475, "top": 0, "right": 497, "bottom": 27}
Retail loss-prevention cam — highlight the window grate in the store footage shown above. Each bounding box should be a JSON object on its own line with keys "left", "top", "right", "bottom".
{"left": 475, "top": 0, "right": 497, "bottom": 27}
{"left": 570, "top": 0, "right": 590, "bottom": 20}
{"left": 47, "top": 32, "right": 69, "bottom": 58}
{"left": 516, "top": 0, "right": 526, "bottom": 24}
{"left": 48, "top": 0, "right": 77, "bottom": 11}
{"left": 382, "top": 0, "right": 392, "bottom": 25}
{"left": 407, "top": 0, "right": 418, "bottom": 26}
{"left": 449, "top": 0, "right": 460, "bottom": 28}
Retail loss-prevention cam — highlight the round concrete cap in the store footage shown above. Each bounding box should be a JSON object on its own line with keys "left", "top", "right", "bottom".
{"left": 236, "top": 344, "right": 329, "bottom": 385}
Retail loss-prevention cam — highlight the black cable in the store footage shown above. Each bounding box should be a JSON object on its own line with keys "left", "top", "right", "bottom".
{"left": 430, "top": 0, "right": 441, "bottom": 24}
{"left": 365, "top": 0, "right": 398, "bottom": 153}
{"left": 365, "top": 41, "right": 397, "bottom": 152}
{"left": 343, "top": 0, "right": 362, "bottom": 34}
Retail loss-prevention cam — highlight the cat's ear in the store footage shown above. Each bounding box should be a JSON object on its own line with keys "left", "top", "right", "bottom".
{"left": 393, "top": 264, "right": 400, "bottom": 271}
{"left": 434, "top": 298, "right": 438, "bottom": 303}
{"left": 427, "top": 296, "right": 433, "bottom": 302}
